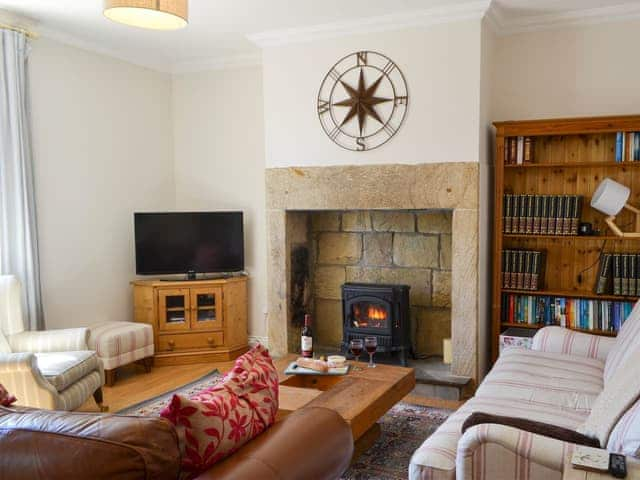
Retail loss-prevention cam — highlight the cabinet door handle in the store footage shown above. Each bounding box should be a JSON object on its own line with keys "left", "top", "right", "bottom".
{"left": 168, "top": 340, "right": 175, "bottom": 351}
{"left": 207, "top": 337, "right": 214, "bottom": 346}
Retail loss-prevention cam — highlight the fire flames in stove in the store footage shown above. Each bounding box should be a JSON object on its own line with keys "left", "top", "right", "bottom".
{"left": 352, "top": 304, "right": 388, "bottom": 328}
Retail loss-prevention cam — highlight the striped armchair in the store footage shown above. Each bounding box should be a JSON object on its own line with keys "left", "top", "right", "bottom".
{"left": 0, "top": 276, "right": 105, "bottom": 411}
{"left": 410, "top": 300, "right": 640, "bottom": 480}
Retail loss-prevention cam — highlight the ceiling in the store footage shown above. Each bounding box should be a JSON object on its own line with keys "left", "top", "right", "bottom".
{"left": 0, "top": 0, "right": 639, "bottom": 73}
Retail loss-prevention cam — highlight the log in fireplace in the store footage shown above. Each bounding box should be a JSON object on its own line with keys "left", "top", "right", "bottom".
{"left": 341, "top": 282, "right": 411, "bottom": 366}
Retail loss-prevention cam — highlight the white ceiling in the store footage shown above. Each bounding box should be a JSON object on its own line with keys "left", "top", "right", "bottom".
{"left": 1, "top": 0, "right": 639, "bottom": 73}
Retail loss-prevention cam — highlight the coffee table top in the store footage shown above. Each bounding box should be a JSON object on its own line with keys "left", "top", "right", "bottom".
{"left": 275, "top": 354, "right": 415, "bottom": 441}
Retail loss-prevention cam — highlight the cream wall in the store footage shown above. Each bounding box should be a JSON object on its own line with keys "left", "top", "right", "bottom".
{"left": 30, "top": 15, "right": 640, "bottom": 349}
{"left": 492, "top": 19, "right": 640, "bottom": 121}
{"left": 478, "top": 19, "right": 496, "bottom": 377}
{"left": 171, "top": 67, "right": 267, "bottom": 339}
{"left": 29, "top": 38, "right": 175, "bottom": 329}
{"left": 263, "top": 19, "right": 482, "bottom": 168}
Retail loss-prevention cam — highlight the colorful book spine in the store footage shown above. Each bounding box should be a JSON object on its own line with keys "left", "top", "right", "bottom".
{"left": 504, "top": 137, "right": 536, "bottom": 165}
{"left": 525, "top": 195, "right": 534, "bottom": 234}
{"left": 614, "top": 131, "right": 640, "bottom": 162}
{"left": 502, "top": 194, "right": 582, "bottom": 236}
{"left": 501, "top": 249, "right": 545, "bottom": 291}
{"left": 595, "top": 254, "right": 613, "bottom": 294}
{"left": 503, "top": 194, "right": 512, "bottom": 234}
{"left": 616, "top": 132, "right": 624, "bottom": 163}
{"left": 501, "top": 293, "right": 634, "bottom": 333}
{"left": 597, "top": 253, "right": 640, "bottom": 297}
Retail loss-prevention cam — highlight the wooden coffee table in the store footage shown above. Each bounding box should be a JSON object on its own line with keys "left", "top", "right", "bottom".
{"left": 274, "top": 355, "right": 415, "bottom": 453}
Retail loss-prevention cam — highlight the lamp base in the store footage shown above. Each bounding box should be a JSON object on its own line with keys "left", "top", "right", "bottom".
{"left": 605, "top": 204, "right": 640, "bottom": 238}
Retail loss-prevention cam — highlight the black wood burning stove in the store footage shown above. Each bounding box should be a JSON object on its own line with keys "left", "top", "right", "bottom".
{"left": 341, "top": 282, "right": 411, "bottom": 366}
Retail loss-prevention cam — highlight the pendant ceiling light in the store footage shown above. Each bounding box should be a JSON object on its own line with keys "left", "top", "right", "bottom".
{"left": 104, "top": 0, "right": 188, "bottom": 30}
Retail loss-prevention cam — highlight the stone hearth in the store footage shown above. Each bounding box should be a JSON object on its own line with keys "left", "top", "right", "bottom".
{"left": 266, "top": 163, "right": 480, "bottom": 382}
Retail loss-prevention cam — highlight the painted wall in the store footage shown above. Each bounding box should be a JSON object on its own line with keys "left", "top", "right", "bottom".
{"left": 478, "top": 19, "right": 496, "bottom": 377}
{"left": 171, "top": 67, "right": 267, "bottom": 339}
{"left": 492, "top": 19, "right": 640, "bottom": 121}
{"left": 29, "top": 38, "right": 175, "bottom": 329}
{"left": 263, "top": 19, "right": 482, "bottom": 168}
{"left": 30, "top": 15, "right": 640, "bottom": 353}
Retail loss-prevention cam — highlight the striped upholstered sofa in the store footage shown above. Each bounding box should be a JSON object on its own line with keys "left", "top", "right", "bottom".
{"left": 410, "top": 300, "right": 640, "bottom": 480}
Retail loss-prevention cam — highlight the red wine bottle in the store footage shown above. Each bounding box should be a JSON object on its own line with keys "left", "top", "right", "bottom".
{"left": 301, "top": 314, "right": 313, "bottom": 358}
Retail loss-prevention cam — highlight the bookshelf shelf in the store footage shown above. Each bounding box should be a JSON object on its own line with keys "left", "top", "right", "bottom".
{"left": 505, "top": 162, "right": 640, "bottom": 169}
{"left": 492, "top": 115, "right": 640, "bottom": 361}
{"left": 501, "top": 288, "right": 640, "bottom": 302}
{"left": 503, "top": 234, "right": 627, "bottom": 241}
{"left": 500, "top": 322, "right": 617, "bottom": 337}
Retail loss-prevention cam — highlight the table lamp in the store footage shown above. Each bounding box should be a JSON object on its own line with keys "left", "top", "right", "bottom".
{"left": 590, "top": 178, "right": 640, "bottom": 238}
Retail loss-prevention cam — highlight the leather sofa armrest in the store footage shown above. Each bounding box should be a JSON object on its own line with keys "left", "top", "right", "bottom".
{"left": 195, "top": 406, "right": 354, "bottom": 480}
{"left": 462, "top": 412, "right": 600, "bottom": 447}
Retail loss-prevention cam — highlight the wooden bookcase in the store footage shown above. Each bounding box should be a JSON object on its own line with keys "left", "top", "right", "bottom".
{"left": 492, "top": 115, "right": 640, "bottom": 360}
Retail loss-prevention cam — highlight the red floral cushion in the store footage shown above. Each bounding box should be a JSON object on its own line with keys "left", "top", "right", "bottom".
{"left": 160, "top": 344, "right": 279, "bottom": 476}
{"left": 0, "top": 384, "right": 16, "bottom": 407}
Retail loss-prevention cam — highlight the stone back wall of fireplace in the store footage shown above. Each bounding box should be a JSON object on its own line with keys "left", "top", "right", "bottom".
{"left": 309, "top": 210, "right": 452, "bottom": 357}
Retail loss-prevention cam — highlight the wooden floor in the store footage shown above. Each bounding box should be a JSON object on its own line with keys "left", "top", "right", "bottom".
{"left": 78, "top": 360, "right": 463, "bottom": 413}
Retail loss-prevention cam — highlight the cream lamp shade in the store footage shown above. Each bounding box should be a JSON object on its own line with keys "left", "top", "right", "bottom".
{"left": 104, "top": 0, "right": 188, "bottom": 30}
{"left": 590, "top": 177, "right": 640, "bottom": 238}
{"left": 591, "top": 178, "right": 630, "bottom": 216}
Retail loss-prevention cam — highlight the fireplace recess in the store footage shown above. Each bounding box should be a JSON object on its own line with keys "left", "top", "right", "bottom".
{"left": 341, "top": 282, "right": 411, "bottom": 366}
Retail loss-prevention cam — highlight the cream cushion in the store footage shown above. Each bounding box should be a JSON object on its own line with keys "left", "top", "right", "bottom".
{"left": 608, "top": 398, "right": 640, "bottom": 457}
{"left": 35, "top": 351, "right": 101, "bottom": 392}
{"left": 0, "top": 330, "right": 11, "bottom": 353}
{"left": 579, "top": 346, "right": 640, "bottom": 446}
{"left": 578, "top": 301, "right": 640, "bottom": 447}
{"left": 475, "top": 347, "right": 604, "bottom": 412}
{"left": 88, "top": 321, "right": 154, "bottom": 370}
{"left": 0, "top": 275, "right": 24, "bottom": 336}
{"left": 604, "top": 300, "right": 640, "bottom": 384}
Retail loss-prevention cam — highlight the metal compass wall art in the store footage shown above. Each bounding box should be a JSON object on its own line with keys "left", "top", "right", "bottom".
{"left": 317, "top": 51, "right": 409, "bottom": 152}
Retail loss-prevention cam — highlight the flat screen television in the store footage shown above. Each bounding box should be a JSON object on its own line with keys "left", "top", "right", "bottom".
{"left": 134, "top": 212, "right": 244, "bottom": 276}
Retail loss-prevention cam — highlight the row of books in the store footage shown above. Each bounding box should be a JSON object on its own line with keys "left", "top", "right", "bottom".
{"left": 504, "top": 136, "right": 534, "bottom": 165}
{"left": 501, "top": 294, "right": 634, "bottom": 332}
{"left": 503, "top": 194, "right": 583, "bottom": 235}
{"left": 501, "top": 249, "right": 545, "bottom": 290}
{"left": 595, "top": 253, "right": 640, "bottom": 296}
{"left": 615, "top": 132, "right": 640, "bottom": 162}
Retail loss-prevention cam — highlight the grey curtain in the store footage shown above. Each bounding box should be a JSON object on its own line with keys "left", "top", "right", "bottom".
{"left": 0, "top": 29, "right": 43, "bottom": 330}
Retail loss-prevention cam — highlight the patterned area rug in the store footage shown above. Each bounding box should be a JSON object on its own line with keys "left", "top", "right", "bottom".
{"left": 341, "top": 403, "right": 451, "bottom": 480}
{"left": 117, "top": 370, "right": 452, "bottom": 479}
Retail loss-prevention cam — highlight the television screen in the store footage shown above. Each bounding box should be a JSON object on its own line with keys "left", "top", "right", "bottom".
{"left": 134, "top": 212, "right": 244, "bottom": 275}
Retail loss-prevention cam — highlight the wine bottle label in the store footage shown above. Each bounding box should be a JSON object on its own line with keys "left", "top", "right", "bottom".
{"left": 301, "top": 336, "right": 312, "bottom": 352}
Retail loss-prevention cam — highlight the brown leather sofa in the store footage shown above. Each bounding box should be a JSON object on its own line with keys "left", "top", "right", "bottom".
{"left": 0, "top": 405, "right": 353, "bottom": 480}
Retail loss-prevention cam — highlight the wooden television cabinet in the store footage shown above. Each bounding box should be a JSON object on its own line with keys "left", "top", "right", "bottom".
{"left": 132, "top": 276, "right": 249, "bottom": 366}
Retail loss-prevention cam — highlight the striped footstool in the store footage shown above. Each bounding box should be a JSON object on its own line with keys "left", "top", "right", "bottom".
{"left": 88, "top": 322, "right": 154, "bottom": 386}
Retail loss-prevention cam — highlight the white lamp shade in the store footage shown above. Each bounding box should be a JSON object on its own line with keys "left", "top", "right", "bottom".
{"left": 591, "top": 178, "right": 630, "bottom": 216}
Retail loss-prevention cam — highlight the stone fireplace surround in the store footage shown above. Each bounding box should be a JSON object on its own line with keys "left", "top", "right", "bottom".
{"left": 266, "top": 162, "right": 480, "bottom": 381}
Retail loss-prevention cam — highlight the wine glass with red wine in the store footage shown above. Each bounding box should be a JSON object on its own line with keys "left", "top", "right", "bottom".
{"left": 364, "top": 336, "right": 377, "bottom": 368}
{"left": 349, "top": 339, "right": 363, "bottom": 371}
